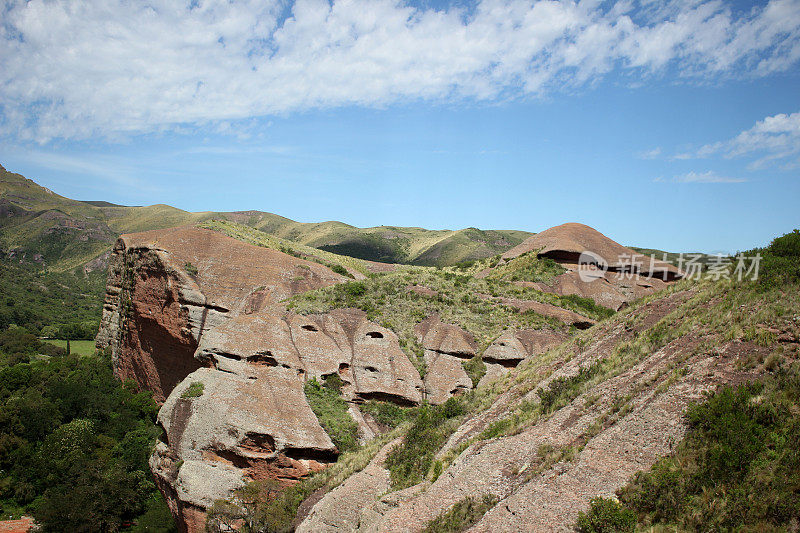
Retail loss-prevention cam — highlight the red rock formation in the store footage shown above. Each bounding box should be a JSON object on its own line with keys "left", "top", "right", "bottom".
{"left": 480, "top": 329, "right": 568, "bottom": 386}
{"left": 495, "top": 223, "right": 682, "bottom": 311}
{"left": 501, "top": 223, "right": 679, "bottom": 279}
{"left": 0, "top": 517, "right": 34, "bottom": 533}
{"left": 415, "top": 315, "right": 478, "bottom": 404}
{"left": 96, "top": 226, "right": 424, "bottom": 532}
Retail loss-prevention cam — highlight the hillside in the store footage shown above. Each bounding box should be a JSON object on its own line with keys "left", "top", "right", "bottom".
{"left": 0, "top": 164, "right": 530, "bottom": 272}
{"left": 208, "top": 230, "right": 798, "bottom": 533}
{"left": 90, "top": 217, "right": 692, "bottom": 531}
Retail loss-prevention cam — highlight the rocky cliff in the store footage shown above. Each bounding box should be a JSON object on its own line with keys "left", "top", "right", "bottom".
{"left": 97, "top": 226, "right": 432, "bottom": 531}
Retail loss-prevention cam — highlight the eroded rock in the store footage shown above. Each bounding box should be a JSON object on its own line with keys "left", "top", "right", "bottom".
{"left": 415, "top": 316, "right": 478, "bottom": 404}
{"left": 480, "top": 329, "right": 567, "bottom": 387}
{"left": 96, "top": 226, "right": 424, "bottom": 532}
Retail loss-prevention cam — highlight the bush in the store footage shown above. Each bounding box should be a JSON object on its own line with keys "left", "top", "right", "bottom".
{"left": 304, "top": 378, "right": 359, "bottom": 453}
{"left": 537, "top": 360, "right": 602, "bottom": 413}
{"left": 184, "top": 262, "right": 198, "bottom": 277}
{"left": 360, "top": 400, "right": 414, "bottom": 428}
{"left": 462, "top": 356, "right": 486, "bottom": 388}
{"left": 180, "top": 381, "right": 204, "bottom": 399}
{"left": 343, "top": 281, "right": 367, "bottom": 298}
{"left": 422, "top": 494, "right": 499, "bottom": 533}
{"left": 617, "top": 364, "right": 800, "bottom": 530}
{"left": 329, "top": 264, "right": 353, "bottom": 278}
{"left": 576, "top": 497, "right": 636, "bottom": 533}
{"left": 385, "top": 397, "right": 466, "bottom": 489}
{"left": 747, "top": 229, "right": 800, "bottom": 290}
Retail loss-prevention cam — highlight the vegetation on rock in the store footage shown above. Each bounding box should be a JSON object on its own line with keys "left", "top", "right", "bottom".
{"left": 422, "top": 494, "right": 500, "bottom": 533}
{"left": 385, "top": 397, "right": 467, "bottom": 489}
{"left": 180, "top": 381, "right": 204, "bottom": 399}
{"left": 577, "top": 363, "right": 800, "bottom": 532}
{"left": 289, "top": 262, "right": 609, "bottom": 372}
{"left": 304, "top": 376, "right": 360, "bottom": 453}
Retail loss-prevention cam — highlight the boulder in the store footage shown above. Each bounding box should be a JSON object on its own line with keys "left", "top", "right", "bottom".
{"left": 480, "top": 329, "right": 567, "bottom": 387}
{"left": 415, "top": 316, "right": 478, "bottom": 404}
{"left": 352, "top": 321, "right": 424, "bottom": 405}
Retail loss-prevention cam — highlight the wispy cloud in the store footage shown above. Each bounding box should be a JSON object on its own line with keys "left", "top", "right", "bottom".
{"left": 675, "top": 111, "right": 800, "bottom": 168}
{"left": 180, "top": 145, "right": 296, "bottom": 156}
{"left": 638, "top": 147, "right": 662, "bottom": 159}
{"left": 1, "top": 0, "right": 799, "bottom": 143}
{"left": 11, "top": 150, "right": 149, "bottom": 187}
{"left": 656, "top": 170, "right": 747, "bottom": 183}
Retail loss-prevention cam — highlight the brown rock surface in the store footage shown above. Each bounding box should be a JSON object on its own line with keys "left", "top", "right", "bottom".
{"left": 484, "top": 294, "right": 596, "bottom": 329}
{"left": 296, "top": 438, "right": 400, "bottom": 533}
{"left": 0, "top": 518, "right": 34, "bottom": 533}
{"left": 495, "top": 223, "right": 681, "bottom": 311}
{"left": 415, "top": 316, "right": 478, "bottom": 404}
{"left": 480, "top": 329, "right": 567, "bottom": 387}
{"left": 295, "top": 288, "right": 764, "bottom": 532}
{"left": 96, "top": 226, "right": 424, "bottom": 532}
{"left": 502, "top": 222, "right": 680, "bottom": 280}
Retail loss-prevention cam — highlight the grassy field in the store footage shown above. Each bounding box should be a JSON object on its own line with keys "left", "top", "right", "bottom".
{"left": 42, "top": 339, "right": 97, "bottom": 356}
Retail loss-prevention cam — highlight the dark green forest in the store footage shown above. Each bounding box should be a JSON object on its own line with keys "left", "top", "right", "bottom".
{"left": 0, "top": 328, "right": 176, "bottom": 532}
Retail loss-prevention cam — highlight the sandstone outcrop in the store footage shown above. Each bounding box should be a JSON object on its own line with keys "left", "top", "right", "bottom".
{"left": 480, "top": 329, "right": 567, "bottom": 387}
{"left": 498, "top": 223, "right": 682, "bottom": 311}
{"left": 501, "top": 223, "right": 679, "bottom": 278}
{"left": 96, "top": 222, "right": 692, "bottom": 532}
{"left": 415, "top": 315, "right": 478, "bottom": 404}
{"left": 96, "top": 226, "right": 424, "bottom": 532}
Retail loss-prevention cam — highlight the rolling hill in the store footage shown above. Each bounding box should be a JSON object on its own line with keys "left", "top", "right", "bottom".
{"left": 0, "top": 164, "right": 532, "bottom": 272}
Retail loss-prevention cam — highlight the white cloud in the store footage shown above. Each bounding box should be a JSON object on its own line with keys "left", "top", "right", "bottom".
{"left": 688, "top": 111, "right": 800, "bottom": 168}
{"left": 638, "top": 147, "right": 662, "bottom": 159}
{"left": 672, "top": 170, "right": 747, "bottom": 183}
{"left": 1, "top": 0, "right": 799, "bottom": 142}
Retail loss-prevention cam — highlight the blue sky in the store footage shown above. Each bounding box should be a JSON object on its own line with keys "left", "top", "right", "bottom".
{"left": 1, "top": 0, "right": 799, "bottom": 254}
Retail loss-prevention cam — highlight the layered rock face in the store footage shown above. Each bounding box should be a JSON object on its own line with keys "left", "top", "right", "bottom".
{"left": 496, "top": 222, "right": 682, "bottom": 311}
{"left": 96, "top": 227, "right": 424, "bottom": 532}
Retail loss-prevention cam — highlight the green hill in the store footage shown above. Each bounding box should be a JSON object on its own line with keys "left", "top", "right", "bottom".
{"left": 0, "top": 164, "right": 531, "bottom": 271}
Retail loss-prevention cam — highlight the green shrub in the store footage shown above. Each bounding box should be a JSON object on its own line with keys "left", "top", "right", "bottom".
{"left": 343, "top": 281, "right": 367, "bottom": 298}
{"left": 321, "top": 372, "right": 345, "bottom": 391}
{"left": 462, "top": 356, "right": 486, "bottom": 388}
{"left": 304, "top": 378, "right": 359, "bottom": 453}
{"left": 745, "top": 229, "right": 800, "bottom": 290}
{"left": 385, "top": 397, "right": 466, "bottom": 489}
{"left": 360, "top": 400, "right": 414, "bottom": 428}
{"left": 184, "top": 262, "right": 198, "bottom": 277}
{"left": 181, "top": 381, "right": 204, "bottom": 399}
{"left": 617, "top": 364, "right": 800, "bottom": 530}
{"left": 329, "top": 264, "right": 353, "bottom": 278}
{"left": 560, "top": 294, "right": 615, "bottom": 320}
{"left": 422, "top": 494, "right": 499, "bottom": 533}
{"left": 537, "top": 360, "right": 602, "bottom": 413}
{"left": 576, "top": 497, "right": 636, "bottom": 533}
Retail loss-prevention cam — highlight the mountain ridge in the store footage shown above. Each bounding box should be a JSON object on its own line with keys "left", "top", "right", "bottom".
{"left": 0, "top": 164, "right": 532, "bottom": 270}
